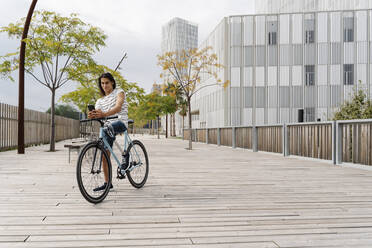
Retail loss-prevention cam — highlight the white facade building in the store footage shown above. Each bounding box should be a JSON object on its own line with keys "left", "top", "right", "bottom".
{"left": 256, "top": 0, "right": 372, "bottom": 14}
{"left": 189, "top": 0, "right": 372, "bottom": 130}
{"left": 161, "top": 18, "right": 198, "bottom": 136}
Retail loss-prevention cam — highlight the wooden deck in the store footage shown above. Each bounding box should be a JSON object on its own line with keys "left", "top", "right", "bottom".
{"left": 1, "top": 135, "right": 372, "bottom": 247}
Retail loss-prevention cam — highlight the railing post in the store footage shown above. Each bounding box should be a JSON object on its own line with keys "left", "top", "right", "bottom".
{"left": 335, "top": 121, "right": 343, "bottom": 165}
{"left": 206, "top": 128, "right": 209, "bottom": 144}
{"left": 217, "top": 128, "right": 221, "bottom": 146}
{"left": 252, "top": 126, "right": 258, "bottom": 152}
{"left": 232, "top": 127, "right": 236, "bottom": 148}
{"left": 283, "top": 123, "right": 289, "bottom": 156}
{"left": 332, "top": 121, "right": 336, "bottom": 164}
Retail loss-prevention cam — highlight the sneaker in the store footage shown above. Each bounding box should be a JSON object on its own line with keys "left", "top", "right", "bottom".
{"left": 93, "top": 182, "right": 113, "bottom": 192}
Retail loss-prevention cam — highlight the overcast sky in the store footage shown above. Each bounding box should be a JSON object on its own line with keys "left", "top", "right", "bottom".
{"left": 0, "top": 0, "right": 255, "bottom": 112}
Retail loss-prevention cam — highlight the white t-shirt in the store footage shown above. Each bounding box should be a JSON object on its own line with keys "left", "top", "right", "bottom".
{"left": 95, "top": 88, "right": 128, "bottom": 125}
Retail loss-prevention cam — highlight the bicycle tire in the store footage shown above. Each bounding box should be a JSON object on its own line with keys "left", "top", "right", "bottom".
{"left": 76, "top": 141, "right": 112, "bottom": 203}
{"left": 126, "top": 140, "right": 149, "bottom": 188}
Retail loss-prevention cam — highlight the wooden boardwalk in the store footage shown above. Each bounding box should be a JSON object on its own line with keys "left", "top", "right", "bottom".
{"left": 2, "top": 135, "right": 372, "bottom": 247}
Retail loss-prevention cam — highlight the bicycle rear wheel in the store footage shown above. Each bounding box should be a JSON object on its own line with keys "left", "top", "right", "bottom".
{"left": 126, "top": 140, "right": 149, "bottom": 188}
{"left": 76, "top": 141, "right": 112, "bottom": 203}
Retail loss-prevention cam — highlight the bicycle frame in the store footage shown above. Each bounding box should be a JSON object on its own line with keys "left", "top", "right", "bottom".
{"left": 99, "top": 126, "right": 143, "bottom": 170}
{"left": 99, "top": 127, "right": 130, "bottom": 167}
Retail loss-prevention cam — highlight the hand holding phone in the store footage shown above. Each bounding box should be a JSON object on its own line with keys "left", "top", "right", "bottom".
{"left": 88, "top": 105, "right": 95, "bottom": 111}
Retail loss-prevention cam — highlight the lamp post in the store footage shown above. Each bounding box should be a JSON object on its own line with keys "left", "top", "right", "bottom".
{"left": 18, "top": 0, "right": 38, "bottom": 154}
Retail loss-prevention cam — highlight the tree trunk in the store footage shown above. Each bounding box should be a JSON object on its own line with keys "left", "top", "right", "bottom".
{"left": 182, "top": 115, "right": 184, "bottom": 130}
{"left": 188, "top": 97, "right": 192, "bottom": 150}
{"left": 172, "top": 113, "right": 176, "bottom": 136}
{"left": 169, "top": 114, "right": 172, "bottom": 137}
{"left": 151, "top": 120, "right": 154, "bottom": 135}
{"left": 165, "top": 114, "right": 168, "bottom": 138}
{"left": 49, "top": 89, "right": 56, "bottom": 151}
{"left": 170, "top": 114, "right": 173, "bottom": 136}
{"left": 157, "top": 116, "right": 160, "bottom": 139}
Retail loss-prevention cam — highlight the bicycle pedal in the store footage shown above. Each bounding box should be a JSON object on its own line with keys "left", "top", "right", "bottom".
{"left": 116, "top": 167, "right": 126, "bottom": 179}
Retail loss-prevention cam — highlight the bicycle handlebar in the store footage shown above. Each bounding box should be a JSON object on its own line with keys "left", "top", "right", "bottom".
{"left": 80, "top": 116, "right": 119, "bottom": 126}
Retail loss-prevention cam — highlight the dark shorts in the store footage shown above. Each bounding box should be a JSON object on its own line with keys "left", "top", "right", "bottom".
{"left": 103, "top": 120, "right": 127, "bottom": 149}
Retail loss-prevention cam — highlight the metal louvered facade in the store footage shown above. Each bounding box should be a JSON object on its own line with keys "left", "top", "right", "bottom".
{"left": 190, "top": 7, "right": 372, "bottom": 129}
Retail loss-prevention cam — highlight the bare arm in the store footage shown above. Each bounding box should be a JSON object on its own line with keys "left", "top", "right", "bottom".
{"left": 92, "top": 92, "right": 125, "bottom": 118}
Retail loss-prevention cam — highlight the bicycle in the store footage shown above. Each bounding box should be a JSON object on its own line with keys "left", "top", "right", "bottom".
{"left": 76, "top": 116, "right": 149, "bottom": 204}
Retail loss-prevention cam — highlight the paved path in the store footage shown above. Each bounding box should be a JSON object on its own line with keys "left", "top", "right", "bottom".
{"left": 1, "top": 135, "right": 372, "bottom": 247}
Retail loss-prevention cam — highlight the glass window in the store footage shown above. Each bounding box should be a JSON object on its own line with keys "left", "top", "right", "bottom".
{"left": 267, "top": 20, "right": 278, "bottom": 46}
{"left": 305, "top": 30, "right": 314, "bottom": 43}
{"left": 305, "top": 107, "right": 315, "bottom": 122}
{"left": 305, "top": 65, "right": 315, "bottom": 85}
{"left": 343, "top": 64, "right": 354, "bottom": 85}
{"left": 343, "top": 17, "right": 354, "bottom": 42}
{"left": 304, "top": 18, "right": 315, "bottom": 44}
{"left": 268, "top": 32, "right": 277, "bottom": 45}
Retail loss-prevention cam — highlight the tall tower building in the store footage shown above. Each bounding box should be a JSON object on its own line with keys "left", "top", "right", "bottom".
{"left": 161, "top": 17, "right": 198, "bottom": 54}
{"left": 161, "top": 18, "right": 198, "bottom": 136}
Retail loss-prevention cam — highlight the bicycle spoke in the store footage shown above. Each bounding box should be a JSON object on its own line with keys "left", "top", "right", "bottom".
{"left": 126, "top": 140, "right": 148, "bottom": 188}
{"left": 77, "top": 142, "right": 111, "bottom": 203}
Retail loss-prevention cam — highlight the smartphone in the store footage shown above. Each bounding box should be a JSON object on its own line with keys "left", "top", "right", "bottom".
{"left": 87, "top": 104, "right": 95, "bottom": 111}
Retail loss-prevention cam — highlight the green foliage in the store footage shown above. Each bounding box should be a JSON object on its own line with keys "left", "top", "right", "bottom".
{"left": 130, "top": 92, "right": 177, "bottom": 126}
{"left": 139, "top": 92, "right": 164, "bottom": 120}
{"left": 162, "top": 81, "right": 186, "bottom": 116}
{"left": 0, "top": 10, "right": 107, "bottom": 151}
{"left": 0, "top": 10, "right": 106, "bottom": 88}
{"left": 162, "top": 95, "right": 177, "bottom": 115}
{"left": 60, "top": 62, "right": 145, "bottom": 113}
{"left": 46, "top": 104, "right": 79, "bottom": 120}
{"left": 333, "top": 83, "right": 372, "bottom": 120}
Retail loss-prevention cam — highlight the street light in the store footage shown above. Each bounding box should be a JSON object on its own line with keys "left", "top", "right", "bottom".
{"left": 18, "top": 0, "right": 38, "bottom": 154}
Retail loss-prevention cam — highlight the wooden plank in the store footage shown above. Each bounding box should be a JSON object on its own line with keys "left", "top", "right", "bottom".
{"left": 0, "top": 103, "right": 80, "bottom": 150}
{"left": 5, "top": 120, "right": 372, "bottom": 246}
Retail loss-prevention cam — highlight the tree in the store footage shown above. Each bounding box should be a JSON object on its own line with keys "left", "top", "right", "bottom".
{"left": 46, "top": 104, "right": 79, "bottom": 120}
{"left": 162, "top": 94, "right": 177, "bottom": 138}
{"left": 158, "top": 47, "right": 229, "bottom": 149}
{"left": 163, "top": 81, "right": 188, "bottom": 136}
{"left": 179, "top": 100, "right": 188, "bottom": 132}
{"left": 0, "top": 10, "right": 106, "bottom": 151}
{"left": 137, "top": 92, "right": 165, "bottom": 139}
{"left": 162, "top": 82, "right": 182, "bottom": 138}
{"left": 333, "top": 83, "right": 372, "bottom": 120}
{"left": 332, "top": 83, "right": 372, "bottom": 160}
{"left": 134, "top": 91, "right": 178, "bottom": 139}
{"left": 60, "top": 62, "right": 145, "bottom": 114}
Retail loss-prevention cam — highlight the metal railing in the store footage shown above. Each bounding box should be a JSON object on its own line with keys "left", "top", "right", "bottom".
{"left": 183, "top": 118, "right": 372, "bottom": 166}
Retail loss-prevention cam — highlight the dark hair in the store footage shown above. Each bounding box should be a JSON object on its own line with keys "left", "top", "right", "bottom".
{"left": 98, "top": 72, "right": 116, "bottom": 96}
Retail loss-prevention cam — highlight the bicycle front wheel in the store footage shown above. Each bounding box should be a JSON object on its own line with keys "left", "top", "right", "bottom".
{"left": 126, "top": 140, "right": 149, "bottom": 188}
{"left": 76, "top": 141, "right": 112, "bottom": 204}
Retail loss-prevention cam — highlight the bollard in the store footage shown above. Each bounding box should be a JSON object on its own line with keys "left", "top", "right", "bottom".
{"left": 232, "top": 127, "right": 236, "bottom": 148}
{"left": 252, "top": 126, "right": 258, "bottom": 152}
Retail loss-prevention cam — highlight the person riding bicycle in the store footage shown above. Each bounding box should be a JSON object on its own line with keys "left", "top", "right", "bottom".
{"left": 88, "top": 72, "right": 128, "bottom": 191}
